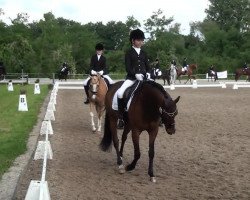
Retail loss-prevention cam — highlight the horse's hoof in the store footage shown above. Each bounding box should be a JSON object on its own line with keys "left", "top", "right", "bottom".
{"left": 125, "top": 164, "right": 135, "bottom": 171}
{"left": 118, "top": 165, "right": 125, "bottom": 174}
{"left": 150, "top": 177, "right": 156, "bottom": 183}
{"left": 92, "top": 129, "right": 96, "bottom": 133}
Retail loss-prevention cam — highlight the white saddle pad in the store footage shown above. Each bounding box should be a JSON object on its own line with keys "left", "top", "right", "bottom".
{"left": 112, "top": 83, "right": 140, "bottom": 111}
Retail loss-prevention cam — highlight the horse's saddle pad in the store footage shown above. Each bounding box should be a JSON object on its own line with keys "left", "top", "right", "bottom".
{"left": 112, "top": 81, "right": 141, "bottom": 111}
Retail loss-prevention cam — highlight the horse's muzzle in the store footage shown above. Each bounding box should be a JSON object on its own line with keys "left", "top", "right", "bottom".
{"left": 166, "top": 128, "right": 175, "bottom": 135}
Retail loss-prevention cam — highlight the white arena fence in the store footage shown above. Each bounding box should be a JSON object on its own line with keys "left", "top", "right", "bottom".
{"left": 25, "top": 83, "right": 58, "bottom": 200}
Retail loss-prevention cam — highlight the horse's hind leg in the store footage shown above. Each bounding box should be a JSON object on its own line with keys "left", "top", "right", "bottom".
{"left": 109, "top": 118, "right": 124, "bottom": 173}
{"left": 126, "top": 130, "right": 141, "bottom": 172}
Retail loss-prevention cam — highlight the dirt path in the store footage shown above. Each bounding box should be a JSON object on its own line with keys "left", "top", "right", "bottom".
{"left": 14, "top": 88, "right": 250, "bottom": 199}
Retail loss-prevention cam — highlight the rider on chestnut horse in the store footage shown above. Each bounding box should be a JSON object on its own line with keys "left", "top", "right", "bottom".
{"left": 83, "top": 43, "right": 114, "bottom": 104}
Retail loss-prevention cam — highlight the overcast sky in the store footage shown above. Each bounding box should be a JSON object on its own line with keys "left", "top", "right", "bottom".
{"left": 0, "top": 0, "right": 210, "bottom": 35}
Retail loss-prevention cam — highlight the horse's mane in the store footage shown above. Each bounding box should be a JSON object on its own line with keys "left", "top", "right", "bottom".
{"left": 143, "top": 81, "right": 171, "bottom": 99}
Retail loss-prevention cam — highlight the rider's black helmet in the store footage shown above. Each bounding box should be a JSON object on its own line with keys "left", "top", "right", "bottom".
{"left": 129, "top": 29, "right": 145, "bottom": 42}
{"left": 95, "top": 43, "right": 104, "bottom": 50}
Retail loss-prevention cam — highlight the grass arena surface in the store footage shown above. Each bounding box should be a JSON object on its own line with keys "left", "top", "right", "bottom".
{"left": 0, "top": 84, "right": 49, "bottom": 179}
{"left": 13, "top": 87, "right": 250, "bottom": 200}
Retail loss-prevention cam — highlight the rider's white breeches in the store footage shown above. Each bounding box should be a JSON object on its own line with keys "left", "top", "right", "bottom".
{"left": 83, "top": 77, "right": 91, "bottom": 86}
{"left": 83, "top": 75, "right": 114, "bottom": 86}
{"left": 117, "top": 79, "right": 135, "bottom": 98}
{"left": 103, "top": 75, "right": 114, "bottom": 84}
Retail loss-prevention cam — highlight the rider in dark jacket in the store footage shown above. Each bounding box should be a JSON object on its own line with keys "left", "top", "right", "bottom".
{"left": 83, "top": 43, "right": 113, "bottom": 104}
{"left": 116, "top": 28, "right": 151, "bottom": 128}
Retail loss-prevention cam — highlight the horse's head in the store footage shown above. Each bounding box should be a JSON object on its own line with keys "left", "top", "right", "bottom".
{"left": 189, "top": 64, "right": 197, "bottom": 70}
{"left": 160, "top": 96, "right": 180, "bottom": 135}
{"left": 89, "top": 74, "right": 101, "bottom": 93}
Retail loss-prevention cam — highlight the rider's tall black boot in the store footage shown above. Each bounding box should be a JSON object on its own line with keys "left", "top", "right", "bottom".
{"left": 117, "top": 98, "right": 125, "bottom": 129}
{"left": 84, "top": 85, "right": 90, "bottom": 104}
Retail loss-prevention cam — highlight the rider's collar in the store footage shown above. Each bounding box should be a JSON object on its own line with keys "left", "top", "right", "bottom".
{"left": 132, "top": 46, "right": 141, "bottom": 55}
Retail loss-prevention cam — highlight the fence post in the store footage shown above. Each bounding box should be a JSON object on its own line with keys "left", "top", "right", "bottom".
{"left": 52, "top": 73, "right": 55, "bottom": 85}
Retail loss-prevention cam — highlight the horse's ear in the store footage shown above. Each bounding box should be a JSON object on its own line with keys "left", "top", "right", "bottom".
{"left": 174, "top": 96, "right": 180, "bottom": 104}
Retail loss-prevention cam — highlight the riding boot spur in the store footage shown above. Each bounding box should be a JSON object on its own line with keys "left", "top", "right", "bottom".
{"left": 117, "top": 98, "right": 125, "bottom": 129}
{"left": 84, "top": 85, "right": 90, "bottom": 104}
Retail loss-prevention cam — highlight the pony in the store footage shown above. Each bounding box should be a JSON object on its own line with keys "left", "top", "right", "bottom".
{"left": 88, "top": 74, "right": 108, "bottom": 133}
{"left": 100, "top": 80, "right": 180, "bottom": 182}
{"left": 176, "top": 64, "right": 197, "bottom": 84}
{"left": 58, "top": 65, "right": 70, "bottom": 81}
{"left": 235, "top": 68, "right": 250, "bottom": 82}
{"left": 169, "top": 64, "right": 177, "bottom": 84}
{"left": 207, "top": 68, "right": 218, "bottom": 82}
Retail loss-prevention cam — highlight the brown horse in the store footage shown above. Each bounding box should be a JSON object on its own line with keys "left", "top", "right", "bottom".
{"left": 88, "top": 74, "right": 108, "bottom": 133}
{"left": 235, "top": 68, "right": 250, "bottom": 81}
{"left": 100, "top": 80, "right": 180, "bottom": 182}
{"left": 176, "top": 64, "right": 197, "bottom": 84}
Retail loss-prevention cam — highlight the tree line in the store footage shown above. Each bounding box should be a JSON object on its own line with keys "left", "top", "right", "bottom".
{"left": 0, "top": 0, "right": 249, "bottom": 75}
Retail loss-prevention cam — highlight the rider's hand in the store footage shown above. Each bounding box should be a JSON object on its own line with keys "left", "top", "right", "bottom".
{"left": 98, "top": 70, "right": 104, "bottom": 75}
{"left": 91, "top": 70, "right": 97, "bottom": 75}
{"left": 135, "top": 74, "right": 144, "bottom": 81}
{"left": 146, "top": 73, "right": 151, "bottom": 80}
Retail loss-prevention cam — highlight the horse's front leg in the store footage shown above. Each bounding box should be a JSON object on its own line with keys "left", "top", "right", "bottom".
{"left": 89, "top": 102, "right": 96, "bottom": 132}
{"left": 184, "top": 75, "right": 189, "bottom": 84}
{"left": 119, "top": 125, "right": 130, "bottom": 157}
{"left": 148, "top": 129, "right": 158, "bottom": 182}
{"left": 96, "top": 105, "right": 105, "bottom": 133}
{"left": 126, "top": 130, "right": 140, "bottom": 172}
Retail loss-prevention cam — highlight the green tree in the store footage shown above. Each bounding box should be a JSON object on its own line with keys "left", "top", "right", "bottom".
{"left": 205, "top": 0, "right": 250, "bottom": 32}
{"left": 144, "top": 9, "right": 174, "bottom": 39}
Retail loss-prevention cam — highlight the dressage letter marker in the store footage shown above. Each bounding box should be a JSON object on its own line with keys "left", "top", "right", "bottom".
{"left": 18, "top": 94, "right": 28, "bottom": 111}
{"left": 34, "top": 83, "right": 41, "bottom": 94}
{"left": 7, "top": 82, "right": 14, "bottom": 91}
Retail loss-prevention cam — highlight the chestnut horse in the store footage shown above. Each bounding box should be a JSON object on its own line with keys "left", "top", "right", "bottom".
{"left": 100, "top": 80, "right": 180, "bottom": 182}
{"left": 88, "top": 74, "right": 108, "bottom": 133}
{"left": 176, "top": 64, "right": 197, "bottom": 84}
{"left": 235, "top": 68, "right": 250, "bottom": 81}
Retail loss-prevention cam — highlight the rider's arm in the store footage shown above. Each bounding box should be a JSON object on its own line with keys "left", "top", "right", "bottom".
{"left": 125, "top": 51, "right": 135, "bottom": 76}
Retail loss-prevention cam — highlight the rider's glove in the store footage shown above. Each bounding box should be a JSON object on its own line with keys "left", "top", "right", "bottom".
{"left": 98, "top": 70, "right": 104, "bottom": 75}
{"left": 146, "top": 73, "right": 151, "bottom": 80}
{"left": 135, "top": 74, "right": 144, "bottom": 81}
{"left": 91, "top": 70, "right": 97, "bottom": 75}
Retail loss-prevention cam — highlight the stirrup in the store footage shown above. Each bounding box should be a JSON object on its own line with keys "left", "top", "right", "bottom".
{"left": 117, "top": 118, "right": 124, "bottom": 129}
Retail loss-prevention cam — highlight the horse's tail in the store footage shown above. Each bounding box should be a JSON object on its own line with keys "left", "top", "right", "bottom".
{"left": 99, "top": 112, "right": 112, "bottom": 152}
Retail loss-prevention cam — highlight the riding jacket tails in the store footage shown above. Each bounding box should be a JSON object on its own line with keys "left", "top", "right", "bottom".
{"left": 125, "top": 48, "right": 150, "bottom": 80}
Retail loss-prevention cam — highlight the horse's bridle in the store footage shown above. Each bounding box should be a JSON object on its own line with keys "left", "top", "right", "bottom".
{"left": 159, "top": 107, "right": 178, "bottom": 117}
{"left": 90, "top": 76, "right": 100, "bottom": 94}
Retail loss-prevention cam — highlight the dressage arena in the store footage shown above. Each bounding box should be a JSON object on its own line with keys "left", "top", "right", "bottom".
{"left": 13, "top": 82, "right": 250, "bottom": 199}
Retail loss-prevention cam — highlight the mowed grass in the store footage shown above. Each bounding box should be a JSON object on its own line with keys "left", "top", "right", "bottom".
{"left": 0, "top": 83, "right": 49, "bottom": 179}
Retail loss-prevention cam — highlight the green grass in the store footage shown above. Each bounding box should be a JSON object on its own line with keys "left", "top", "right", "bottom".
{"left": 0, "top": 83, "right": 49, "bottom": 179}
